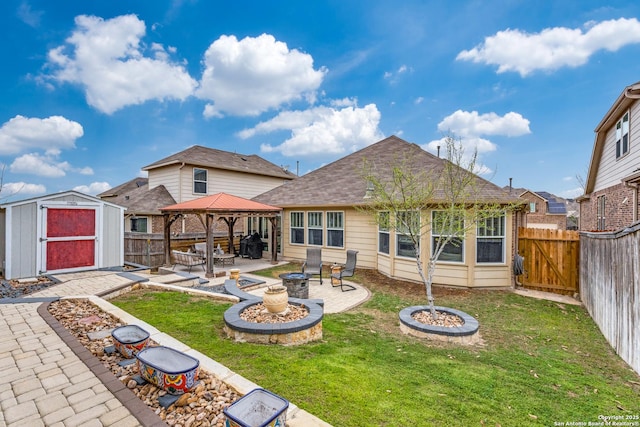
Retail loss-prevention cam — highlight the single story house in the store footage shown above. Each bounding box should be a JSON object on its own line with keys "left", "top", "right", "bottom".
{"left": 254, "top": 136, "right": 522, "bottom": 288}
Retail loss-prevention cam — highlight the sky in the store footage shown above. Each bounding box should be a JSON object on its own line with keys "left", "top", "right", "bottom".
{"left": 2, "top": 0, "right": 640, "bottom": 203}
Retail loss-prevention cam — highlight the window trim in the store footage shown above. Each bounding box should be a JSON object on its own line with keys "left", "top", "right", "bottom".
{"left": 476, "top": 214, "right": 506, "bottom": 264}
{"left": 193, "top": 168, "right": 208, "bottom": 194}
{"left": 307, "top": 211, "right": 323, "bottom": 246}
{"left": 130, "top": 216, "right": 148, "bottom": 233}
{"left": 395, "top": 210, "right": 420, "bottom": 259}
{"left": 615, "top": 111, "right": 630, "bottom": 159}
{"left": 431, "top": 210, "right": 465, "bottom": 263}
{"left": 290, "top": 211, "right": 305, "bottom": 245}
{"left": 326, "top": 211, "right": 344, "bottom": 248}
{"left": 378, "top": 211, "right": 390, "bottom": 255}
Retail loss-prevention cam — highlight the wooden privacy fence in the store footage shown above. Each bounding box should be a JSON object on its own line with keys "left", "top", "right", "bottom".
{"left": 517, "top": 227, "right": 580, "bottom": 295}
{"left": 124, "top": 232, "right": 241, "bottom": 268}
{"left": 580, "top": 226, "right": 640, "bottom": 375}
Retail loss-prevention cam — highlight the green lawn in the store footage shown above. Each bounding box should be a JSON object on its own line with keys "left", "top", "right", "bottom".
{"left": 111, "top": 268, "right": 640, "bottom": 426}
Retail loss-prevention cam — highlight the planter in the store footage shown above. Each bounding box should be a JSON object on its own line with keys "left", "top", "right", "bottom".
{"left": 111, "top": 325, "right": 150, "bottom": 358}
{"left": 136, "top": 346, "right": 200, "bottom": 395}
{"left": 262, "top": 285, "right": 288, "bottom": 313}
{"left": 398, "top": 306, "right": 481, "bottom": 346}
{"left": 223, "top": 388, "right": 289, "bottom": 427}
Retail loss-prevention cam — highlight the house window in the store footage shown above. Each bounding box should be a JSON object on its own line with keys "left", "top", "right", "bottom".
{"left": 396, "top": 211, "right": 419, "bottom": 258}
{"left": 477, "top": 214, "right": 505, "bottom": 263}
{"left": 378, "top": 211, "right": 390, "bottom": 254}
{"left": 193, "top": 168, "right": 207, "bottom": 194}
{"left": 432, "top": 211, "right": 464, "bottom": 262}
{"left": 326, "top": 211, "right": 344, "bottom": 248}
{"left": 308, "top": 212, "right": 323, "bottom": 246}
{"left": 597, "top": 196, "right": 606, "bottom": 231}
{"left": 616, "top": 111, "right": 629, "bottom": 159}
{"left": 130, "top": 217, "right": 148, "bottom": 233}
{"left": 248, "top": 217, "right": 269, "bottom": 239}
{"left": 290, "top": 212, "right": 304, "bottom": 244}
{"left": 529, "top": 202, "right": 536, "bottom": 213}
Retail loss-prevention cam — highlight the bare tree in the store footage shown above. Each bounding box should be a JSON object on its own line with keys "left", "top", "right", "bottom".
{"left": 360, "top": 136, "right": 518, "bottom": 318}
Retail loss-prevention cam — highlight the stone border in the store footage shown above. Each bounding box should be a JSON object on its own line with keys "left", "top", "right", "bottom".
{"left": 36, "top": 301, "right": 167, "bottom": 427}
{"left": 398, "top": 306, "right": 480, "bottom": 345}
{"left": 223, "top": 299, "right": 324, "bottom": 335}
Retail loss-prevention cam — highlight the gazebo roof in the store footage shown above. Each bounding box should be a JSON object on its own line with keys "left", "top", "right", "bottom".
{"left": 160, "top": 192, "right": 281, "bottom": 216}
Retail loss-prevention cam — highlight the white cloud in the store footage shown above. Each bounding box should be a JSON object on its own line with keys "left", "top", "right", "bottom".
{"left": 17, "top": 2, "right": 44, "bottom": 28}
{"left": 425, "top": 109, "right": 530, "bottom": 175}
{"left": 457, "top": 18, "right": 640, "bottom": 76}
{"left": 0, "top": 115, "right": 83, "bottom": 155}
{"left": 9, "top": 151, "right": 93, "bottom": 178}
{"left": 197, "top": 34, "right": 327, "bottom": 117}
{"left": 10, "top": 153, "right": 69, "bottom": 177}
{"left": 422, "top": 136, "right": 495, "bottom": 176}
{"left": 73, "top": 181, "right": 111, "bottom": 195}
{"left": 44, "top": 14, "right": 197, "bottom": 114}
{"left": 560, "top": 187, "right": 584, "bottom": 199}
{"left": 437, "top": 110, "right": 531, "bottom": 138}
{"left": 1, "top": 182, "right": 46, "bottom": 197}
{"left": 239, "top": 103, "right": 383, "bottom": 157}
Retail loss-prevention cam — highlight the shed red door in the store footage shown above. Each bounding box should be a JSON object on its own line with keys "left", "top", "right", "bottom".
{"left": 45, "top": 208, "right": 97, "bottom": 271}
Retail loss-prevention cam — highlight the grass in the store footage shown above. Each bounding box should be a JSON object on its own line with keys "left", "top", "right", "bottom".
{"left": 111, "top": 265, "right": 640, "bottom": 426}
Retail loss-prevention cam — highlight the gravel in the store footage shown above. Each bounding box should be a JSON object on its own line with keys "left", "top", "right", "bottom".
{"left": 48, "top": 298, "right": 240, "bottom": 427}
{"left": 0, "top": 277, "right": 58, "bottom": 299}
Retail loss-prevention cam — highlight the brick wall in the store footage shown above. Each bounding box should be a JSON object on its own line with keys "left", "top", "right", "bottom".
{"left": 519, "top": 192, "right": 567, "bottom": 230}
{"left": 580, "top": 182, "right": 639, "bottom": 231}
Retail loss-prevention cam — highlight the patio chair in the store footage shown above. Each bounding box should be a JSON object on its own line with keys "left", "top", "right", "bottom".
{"left": 331, "top": 250, "right": 358, "bottom": 292}
{"left": 302, "top": 247, "right": 323, "bottom": 284}
{"left": 171, "top": 250, "right": 205, "bottom": 273}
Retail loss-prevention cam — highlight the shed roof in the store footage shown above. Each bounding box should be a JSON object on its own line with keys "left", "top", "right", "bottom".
{"left": 254, "top": 135, "right": 518, "bottom": 208}
{"left": 141, "top": 145, "right": 297, "bottom": 180}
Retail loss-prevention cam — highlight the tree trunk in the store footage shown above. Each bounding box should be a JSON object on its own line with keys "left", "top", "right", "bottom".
{"left": 414, "top": 244, "right": 438, "bottom": 319}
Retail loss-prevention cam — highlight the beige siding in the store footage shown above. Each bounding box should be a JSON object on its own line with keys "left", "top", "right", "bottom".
{"left": 594, "top": 100, "right": 640, "bottom": 192}
{"left": 278, "top": 206, "right": 515, "bottom": 289}
{"left": 148, "top": 165, "right": 182, "bottom": 201}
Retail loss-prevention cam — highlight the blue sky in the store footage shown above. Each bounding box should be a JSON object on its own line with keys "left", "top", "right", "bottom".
{"left": 2, "top": 0, "right": 640, "bottom": 203}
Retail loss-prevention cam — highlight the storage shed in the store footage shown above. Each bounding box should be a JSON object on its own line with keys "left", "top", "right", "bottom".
{"left": 0, "top": 191, "right": 125, "bottom": 280}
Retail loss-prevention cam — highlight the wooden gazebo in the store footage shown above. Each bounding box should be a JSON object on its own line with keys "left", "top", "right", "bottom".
{"left": 160, "top": 193, "right": 281, "bottom": 277}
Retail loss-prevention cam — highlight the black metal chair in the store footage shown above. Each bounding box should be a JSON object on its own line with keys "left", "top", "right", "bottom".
{"left": 302, "top": 247, "right": 323, "bottom": 284}
{"left": 331, "top": 250, "right": 358, "bottom": 292}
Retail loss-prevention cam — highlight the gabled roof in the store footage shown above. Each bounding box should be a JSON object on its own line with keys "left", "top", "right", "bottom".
{"left": 253, "top": 135, "right": 519, "bottom": 208}
{"left": 534, "top": 191, "right": 567, "bottom": 215}
{"left": 141, "top": 145, "right": 297, "bottom": 180}
{"left": 98, "top": 177, "right": 148, "bottom": 198}
{"left": 97, "top": 178, "right": 176, "bottom": 215}
{"left": 160, "top": 192, "right": 280, "bottom": 216}
{"left": 585, "top": 81, "right": 640, "bottom": 194}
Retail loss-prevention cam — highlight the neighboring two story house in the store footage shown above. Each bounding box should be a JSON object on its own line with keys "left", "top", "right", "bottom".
{"left": 100, "top": 146, "right": 296, "bottom": 252}
{"left": 579, "top": 81, "right": 640, "bottom": 231}
{"left": 254, "top": 136, "right": 522, "bottom": 289}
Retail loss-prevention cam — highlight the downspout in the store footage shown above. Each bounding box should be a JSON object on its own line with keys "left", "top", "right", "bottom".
{"left": 179, "top": 162, "right": 186, "bottom": 233}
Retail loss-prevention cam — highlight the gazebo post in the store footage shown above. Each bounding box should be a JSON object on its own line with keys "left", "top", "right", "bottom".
{"left": 269, "top": 216, "right": 278, "bottom": 263}
{"left": 163, "top": 213, "right": 180, "bottom": 267}
{"left": 205, "top": 213, "right": 215, "bottom": 278}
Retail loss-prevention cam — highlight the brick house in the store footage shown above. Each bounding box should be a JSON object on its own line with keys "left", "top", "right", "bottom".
{"left": 518, "top": 190, "right": 568, "bottom": 230}
{"left": 579, "top": 81, "right": 640, "bottom": 231}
